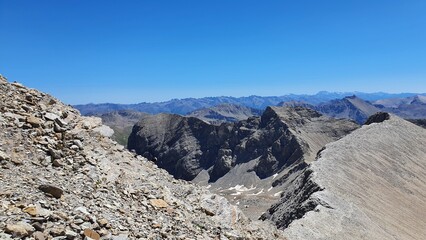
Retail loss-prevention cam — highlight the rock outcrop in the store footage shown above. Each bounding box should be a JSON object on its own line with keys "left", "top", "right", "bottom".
{"left": 0, "top": 75, "right": 284, "bottom": 239}
{"left": 262, "top": 114, "right": 426, "bottom": 239}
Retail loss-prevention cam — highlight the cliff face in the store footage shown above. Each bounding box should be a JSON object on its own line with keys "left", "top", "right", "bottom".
{"left": 0, "top": 75, "right": 283, "bottom": 240}
{"left": 262, "top": 113, "right": 426, "bottom": 240}
{"left": 128, "top": 106, "right": 359, "bottom": 183}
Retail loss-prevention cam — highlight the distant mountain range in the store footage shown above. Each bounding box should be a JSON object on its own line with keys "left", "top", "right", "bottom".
{"left": 74, "top": 91, "right": 424, "bottom": 115}
{"left": 280, "top": 95, "right": 381, "bottom": 124}
{"left": 373, "top": 95, "right": 426, "bottom": 119}
{"left": 186, "top": 104, "right": 262, "bottom": 125}
{"left": 88, "top": 93, "right": 426, "bottom": 143}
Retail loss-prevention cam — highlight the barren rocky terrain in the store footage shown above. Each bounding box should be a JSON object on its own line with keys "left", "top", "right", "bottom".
{"left": 127, "top": 106, "right": 359, "bottom": 219}
{"left": 0, "top": 75, "right": 284, "bottom": 239}
{"left": 262, "top": 113, "right": 426, "bottom": 239}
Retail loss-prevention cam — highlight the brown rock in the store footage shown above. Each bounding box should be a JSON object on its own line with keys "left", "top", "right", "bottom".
{"left": 149, "top": 199, "right": 169, "bottom": 208}
{"left": 26, "top": 116, "right": 42, "bottom": 128}
{"left": 83, "top": 229, "right": 100, "bottom": 240}
{"left": 38, "top": 184, "right": 63, "bottom": 198}
{"left": 151, "top": 223, "right": 161, "bottom": 229}
{"left": 5, "top": 222, "right": 35, "bottom": 238}
{"left": 23, "top": 206, "right": 37, "bottom": 216}
{"left": 97, "top": 218, "right": 108, "bottom": 228}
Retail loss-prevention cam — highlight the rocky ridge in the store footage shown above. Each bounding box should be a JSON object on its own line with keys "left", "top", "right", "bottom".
{"left": 128, "top": 106, "right": 358, "bottom": 219}
{"left": 0, "top": 75, "right": 284, "bottom": 240}
{"left": 128, "top": 107, "right": 358, "bottom": 182}
{"left": 262, "top": 113, "right": 426, "bottom": 239}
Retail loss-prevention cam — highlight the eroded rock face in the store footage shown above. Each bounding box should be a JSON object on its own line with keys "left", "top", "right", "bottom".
{"left": 128, "top": 106, "right": 359, "bottom": 182}
{"left": 0, "top": 77, "right": 284, "bottom": 239}
{"left": 364, "top": 112, "right": 390, "bottom": 125}
{"left": 263, "top": 115, "right": 426, "bottom": 240}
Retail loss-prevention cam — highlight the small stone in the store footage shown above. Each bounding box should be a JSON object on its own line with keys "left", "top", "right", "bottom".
{"left": 80, "top": 222, "right": 92, "bottom": 230}
{"left": 75, "top": 206, "right": 90, "bottom": 215}
{"left": 52, "top": 159, "right": 64, "bottom": 167}
{"left": 23, "top": 206, "right": 37, "bottom": 216}
{"left": 10, "top": 157, "right": 23, "bottom": 165}
{"left": 45, "top": 112, "right": 60, "bottom": 121}
{"left": 33, "top": 231, "right": 46, "bottom": 240}
{"left": 54, "top": 122, "right": 66, "bottom": 132}
{"left": 73, "top": 140, "right": 83, "bottom": 149}
{"left": 48, "top": 147, "right": 63, "bottom": 160}
{"left": 151, "top": 223, "right": 161, "bottom": 229}
{"left": 83, "top": 229, "right": 100, "bottom": 240}
{"left": 26, "top": 116, "right": 42, "bottom": 128}
{"left": 55, "top": 117, "right": 68, "bottom": 127}
{"left": 74, "top": 218, "right": 84, "bottom": 225}
{"left": 5, "top": 222, "right": 35, "bottom": 238}
{"left": 65, "top": 229, "right": 78, "bottom": 238}
{"left": 98, "top": 229, "right": 109, "bottom": 236}
{"left": 0, "top": 150, "right": 10, "bottom": 161}
{"left": 50, "top": 225, "right": 66, "bottom": 236}
{"left": 32, "top": 222, "right": 45, "bottom": 232}
{"left": 97, "top": 218, "right": 108, "bottom": 228}
{"left": 38, "top": 184, "right": 63, "bottom": 198}
{"left": 149, "top": 199, "right": 169, "bottom": 208}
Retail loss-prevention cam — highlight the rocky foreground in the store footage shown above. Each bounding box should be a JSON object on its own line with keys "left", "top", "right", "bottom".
{"left": 0, "top": 75, "right": 284, "bottom": 239}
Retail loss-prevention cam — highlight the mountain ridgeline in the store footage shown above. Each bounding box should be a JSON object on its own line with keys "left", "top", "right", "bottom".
{"left": 74, "top": 92, "right": 423, "bottom": 115}
{"left": 262, "top": 113, "right": 426, "bottom": 239}
{"left": 127, "top": 107, "right": 359, "bottom": 182}
{"left": 2, "top": 73, "right": 426, "bottom": 240}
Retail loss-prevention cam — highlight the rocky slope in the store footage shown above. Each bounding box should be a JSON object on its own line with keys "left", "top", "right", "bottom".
{"left": 0, "top": 75, "right": 284, "bottom": 240}
{"left": 128, "top": 106, "right": 358, "bottom": 219}
{"left": 186, "top": 104, "right": 261, "bottom": 125}
{"left": 262, "top": 112, "right": 426, "bottom": 239}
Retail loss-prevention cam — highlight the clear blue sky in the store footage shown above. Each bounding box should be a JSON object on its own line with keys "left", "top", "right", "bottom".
{"left": 1, "top": 0, "right": 425, "bottom": 104}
